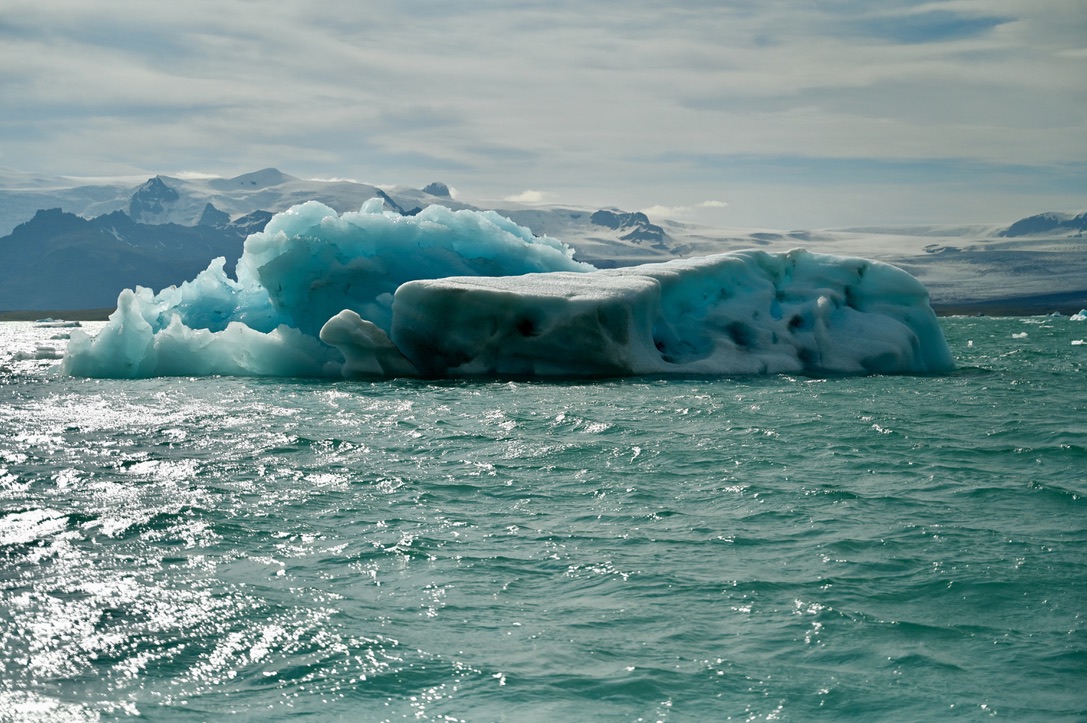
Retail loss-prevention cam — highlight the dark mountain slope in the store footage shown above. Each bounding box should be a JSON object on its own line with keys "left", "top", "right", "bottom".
{"left": 0, "top": 209, "right": 269, "bottom": 310}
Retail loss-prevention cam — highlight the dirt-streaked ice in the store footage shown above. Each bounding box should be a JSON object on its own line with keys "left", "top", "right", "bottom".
{"left": 64, "top": 201, "right": 953, "bottom": 378}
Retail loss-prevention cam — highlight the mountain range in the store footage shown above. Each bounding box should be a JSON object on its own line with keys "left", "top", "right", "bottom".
{"left": 0, "top": 168, "right": 1083, "bottom": 314}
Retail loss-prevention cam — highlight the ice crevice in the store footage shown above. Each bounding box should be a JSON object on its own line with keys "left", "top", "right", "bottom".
{"left": 62, "top": 199, "right": 955, "bottom": 379}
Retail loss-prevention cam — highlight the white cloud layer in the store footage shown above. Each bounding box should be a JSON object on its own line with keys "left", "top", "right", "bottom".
{"left": 503, "top": 190, "right": 555, "bottom": 205}
{"left": 641, "top": 201, "right": 730, "bottom": 221}
{"left": 0, "top": 0, "right": 1084, "bottom": 227}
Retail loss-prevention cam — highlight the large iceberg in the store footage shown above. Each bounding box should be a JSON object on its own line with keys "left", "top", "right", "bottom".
{"left": 63, "top": 199, "right": 954, "bottom": 378}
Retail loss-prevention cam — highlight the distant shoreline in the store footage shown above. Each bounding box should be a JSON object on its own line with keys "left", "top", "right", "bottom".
{"left": 930, "top": 290, "right": 1086, "bottom": 317}
{"left": 0, "top": 308, "right": 114, "bottom": 322}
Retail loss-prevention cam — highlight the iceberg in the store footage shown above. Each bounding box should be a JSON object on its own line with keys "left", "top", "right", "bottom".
{"left": 63, "top": 200, "right": 954, "bottom": 379}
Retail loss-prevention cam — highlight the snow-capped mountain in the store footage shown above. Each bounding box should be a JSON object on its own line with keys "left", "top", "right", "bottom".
{"left": 0, "top": 167, "right": 447, "bottom": 235}
{"left": 0, "top": 167, "right": 1083, "bottom": 314}
{"left": 998, "top": 211, "right": 1087, "bottom": 238}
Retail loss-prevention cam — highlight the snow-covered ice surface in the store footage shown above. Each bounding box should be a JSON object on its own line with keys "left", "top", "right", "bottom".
{"left": 62, "top": 201, "right": 954, "bottom": 379}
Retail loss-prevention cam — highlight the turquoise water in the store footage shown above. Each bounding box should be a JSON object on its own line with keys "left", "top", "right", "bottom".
{"left": 1, "top": 316, "right": 1085, "bottom": 721}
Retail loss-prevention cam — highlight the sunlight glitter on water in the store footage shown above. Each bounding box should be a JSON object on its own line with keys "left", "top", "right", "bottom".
{"left": 1, "top": 318, "right": 1085, "bottom": 720}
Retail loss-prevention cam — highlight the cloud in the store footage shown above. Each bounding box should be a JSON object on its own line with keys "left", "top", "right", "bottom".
{"left": 640, "top": 201, "right": 729, "bottom": 219}
{"left": 0, "top": 0, "right": 1084, "bottom": 228}
{"left": 503, "top": 190, "right": 554, "bottom": 204}
{"left": 845, "top": 8, "right": 1011, "bottom": 44}
{"left": 171, "top": 171, "right": 226, "bottom": 180}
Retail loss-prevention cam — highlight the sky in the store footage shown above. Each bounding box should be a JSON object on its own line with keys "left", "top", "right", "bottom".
{"left": 1, "top": 0, "right": 1085, "bottom": 229}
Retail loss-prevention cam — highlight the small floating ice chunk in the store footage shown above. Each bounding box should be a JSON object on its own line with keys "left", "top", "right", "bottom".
{"left": 12, "top": 346, "right": 62, "bottom": 361}
{"left": 1012, "top": 332, "right": 1029, "bottom": 339}
{"left": 1071, "top": 309, "right": 1087, "bottom": 321}
{"left": 34, "top": 319, "right": 82, "bottom": 328}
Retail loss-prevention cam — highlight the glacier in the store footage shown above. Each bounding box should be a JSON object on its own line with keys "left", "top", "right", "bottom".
{"left": 63, "top": 199, "right": 954, "bottom": 379}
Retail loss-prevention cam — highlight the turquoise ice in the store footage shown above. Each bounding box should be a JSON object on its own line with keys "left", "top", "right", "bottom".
{"left": 63, "top": 200, "right": 953, "bottom": 378}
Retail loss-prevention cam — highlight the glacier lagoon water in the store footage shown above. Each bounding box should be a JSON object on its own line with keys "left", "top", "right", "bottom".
{"left": 1, "top": 316, "right": 1085, "bottom": 721}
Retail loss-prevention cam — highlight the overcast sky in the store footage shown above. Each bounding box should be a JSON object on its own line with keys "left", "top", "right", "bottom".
{"left": 2, "top": 0, "right": 1085, "bottom": 228}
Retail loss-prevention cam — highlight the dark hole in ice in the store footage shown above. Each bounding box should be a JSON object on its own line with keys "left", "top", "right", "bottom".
{"left": 516, "top": 317, "right": 539, "bottom": 337}
{"left": 726, "top": 321, "right": 757, "bottom": 349}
